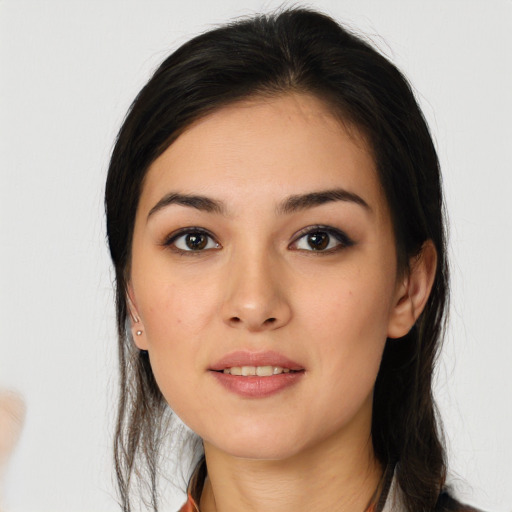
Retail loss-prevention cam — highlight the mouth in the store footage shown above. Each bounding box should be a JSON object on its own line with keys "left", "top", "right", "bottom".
{"left": 209, "top": 351, "right": 305, "bottom": 398}
{"left": 215, "top": 366, "right": 301, "bottom": 376}
{"left": 209, "top": 350, "right": 304, "bottom": 373}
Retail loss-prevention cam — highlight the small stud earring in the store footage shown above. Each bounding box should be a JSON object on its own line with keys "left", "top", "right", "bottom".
{"left": 136, "top": 330, "right": 143, "bottom": 336}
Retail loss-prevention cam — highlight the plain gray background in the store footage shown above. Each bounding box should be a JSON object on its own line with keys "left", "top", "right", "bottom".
{"left": 1, "top": 1, "right": 511, "bottom": 511}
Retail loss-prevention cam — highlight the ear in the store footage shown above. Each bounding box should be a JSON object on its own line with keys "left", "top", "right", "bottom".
{"left": 387, "top": 240, "right": 437, "bottom": 339}
{"left": 126, "top": 283, "right": 149, "bottom": 350}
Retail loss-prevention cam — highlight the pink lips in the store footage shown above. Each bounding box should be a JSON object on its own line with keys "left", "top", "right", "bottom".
{"left": 209, "top": 350, "right": 305, "bottom": 398}
{"left": 210, "top": 350, "right": 304, "bottom": 372}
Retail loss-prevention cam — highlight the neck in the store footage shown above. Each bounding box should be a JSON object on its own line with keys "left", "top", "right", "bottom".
{"left": 199, "top": 411, "right": 382, "bottom": 512}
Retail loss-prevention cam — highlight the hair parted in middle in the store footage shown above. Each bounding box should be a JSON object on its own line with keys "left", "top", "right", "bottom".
{"left": 105, "top": 7, "right": 449, "bottom": 512}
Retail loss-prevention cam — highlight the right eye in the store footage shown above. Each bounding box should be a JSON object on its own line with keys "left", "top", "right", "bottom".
{"left": 166, "top": 229, "right": 220, "bottom": 253}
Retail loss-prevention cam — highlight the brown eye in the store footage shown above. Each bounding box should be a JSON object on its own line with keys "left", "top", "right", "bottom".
{"left": 306, "top": 232, "right": 329, "bottom": 250}
{"left": 185, "top": 233, "right": 208, "bottom": 250}
{"left": 170, "top": 229, "right": 220, "bottom": 252}
{"left": 291, "top": 226, "right": 354, "bottom": 253}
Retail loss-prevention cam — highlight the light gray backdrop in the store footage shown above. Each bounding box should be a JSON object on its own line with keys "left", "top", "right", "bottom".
{"left": 1, "top": 1, "right": 511, "bottom": 511}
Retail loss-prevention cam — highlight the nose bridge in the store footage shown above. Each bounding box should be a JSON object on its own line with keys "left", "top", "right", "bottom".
{"left": 221, "top": 241, "right": 291, "bottom": 331}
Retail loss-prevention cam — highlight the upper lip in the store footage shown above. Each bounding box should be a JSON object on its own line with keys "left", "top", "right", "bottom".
{"left": 209, "top": 350, "right": 304, "bottom": 372}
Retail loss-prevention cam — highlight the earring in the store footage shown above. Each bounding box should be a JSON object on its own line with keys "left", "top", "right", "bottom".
{"left": 136, "top": 330, "right": 143, "bottom": 336}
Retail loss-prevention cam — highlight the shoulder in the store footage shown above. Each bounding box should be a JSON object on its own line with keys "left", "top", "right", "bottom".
{"left": 435, "top": 491, "right": 486, "bottom": 512}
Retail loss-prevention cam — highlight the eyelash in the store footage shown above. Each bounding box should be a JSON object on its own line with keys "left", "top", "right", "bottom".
{"left": 162, "top": 225, "right": 354, "bottom": 255}
{"left": 289, "top": 225, "right": 354, "bottom": 254}
{"left": 162, "top": 227, "right": 220, "bottom": 255}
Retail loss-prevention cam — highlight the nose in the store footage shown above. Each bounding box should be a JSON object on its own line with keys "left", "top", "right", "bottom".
{"left": 221, "top": 249, "right": 292, "bottom": 332}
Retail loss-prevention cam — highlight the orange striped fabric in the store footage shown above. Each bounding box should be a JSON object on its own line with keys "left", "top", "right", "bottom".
{"left": 179, "top": 492, "right": 199, "bottom": 512}
{"left": 179, "top": 494, "right": 379, "bottom": 512}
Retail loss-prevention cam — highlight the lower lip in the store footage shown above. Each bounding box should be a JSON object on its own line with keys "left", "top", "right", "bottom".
{"left": 210, "top": 371, "right": 304, "bottom": 398}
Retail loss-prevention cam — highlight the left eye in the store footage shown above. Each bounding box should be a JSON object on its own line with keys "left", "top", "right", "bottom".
{"left": 170, "top": 230, "right": 220, "bottom": 252}
{"left": 292, "top": 228, "right": 352, "bottom": 252}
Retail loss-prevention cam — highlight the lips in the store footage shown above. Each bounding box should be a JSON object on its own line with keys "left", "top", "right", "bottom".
{"left": 209, "top": 351, "right": 305, "bottom": 398}
{"left": 209, "top": 350, "right": 304, "bottom": 372}
{"left": 222, "top": 365, "right": 294, "bottom": 376}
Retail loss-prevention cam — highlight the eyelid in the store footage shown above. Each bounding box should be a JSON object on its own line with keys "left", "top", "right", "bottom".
{"left": 160, "top": 225, "right": 352, "bottom": 254}
{"left": 162, "top": 227, "right": 221, "bottom": 253}
{"left": 289, "top": 225, "right": 354, "bottom": 252}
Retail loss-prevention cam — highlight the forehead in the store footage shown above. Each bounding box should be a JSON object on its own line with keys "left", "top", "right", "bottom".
{"left": 139, "top": 93, "right": 386, "bottom": 217}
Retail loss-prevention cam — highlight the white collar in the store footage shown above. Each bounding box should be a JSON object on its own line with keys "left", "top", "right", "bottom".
{"left": 381, "top": 469, "right": 407, "bottom": 512}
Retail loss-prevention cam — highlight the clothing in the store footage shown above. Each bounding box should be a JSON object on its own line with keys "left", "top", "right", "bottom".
{"left": 179, "top": 493, "right": 199, "bottom": 512}
{"left": 178, "top": 493, "right": 384, "bottom": 512}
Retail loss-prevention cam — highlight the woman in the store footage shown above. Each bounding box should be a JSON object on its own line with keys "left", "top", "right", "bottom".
{"left": 105, "top": 8, "right": 481, "bottom": 512}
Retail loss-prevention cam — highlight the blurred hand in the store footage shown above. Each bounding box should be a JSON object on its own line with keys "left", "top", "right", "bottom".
{"left": 0, "top": 390, "right": 25, "bottom": 512}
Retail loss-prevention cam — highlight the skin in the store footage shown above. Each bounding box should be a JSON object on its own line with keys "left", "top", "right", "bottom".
{"left": 0, "top": 390, "right": 25, "bottom": 509}
{"left": 128, "top": 93, "right": 436, "bottom": 512}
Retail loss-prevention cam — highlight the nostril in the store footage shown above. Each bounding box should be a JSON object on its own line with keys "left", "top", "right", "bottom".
{"left": 227, "top": 316, "right": 279, "bottom": 328}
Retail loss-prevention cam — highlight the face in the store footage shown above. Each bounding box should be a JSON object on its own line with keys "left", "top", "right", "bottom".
{"left": 129, "top": 93, "right": 406, "bottom": 460}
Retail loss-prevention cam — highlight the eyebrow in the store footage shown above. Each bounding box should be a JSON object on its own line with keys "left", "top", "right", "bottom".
{"left": 147, "top": 192, "right": 226, "bottom": 220}
{"left": 147, "top": 187, "right": 371, "bottom": 221}
{"left": 277, "top": 188, "right": 371, "bottom": 215}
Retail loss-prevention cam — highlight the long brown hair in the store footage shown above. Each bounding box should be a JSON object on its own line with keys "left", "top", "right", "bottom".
{"left": 105, "top": 8, "right": 449, "bottom": 511}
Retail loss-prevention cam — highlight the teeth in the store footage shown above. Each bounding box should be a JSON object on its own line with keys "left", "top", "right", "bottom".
{"left": 256, "top": 366, "right": 273, "bottom": 376}
{"left": 242, "top": 366, "right": 254, "bottom": 376}
{"left": 222, "top": 366, "right": 293, "bottom": 376}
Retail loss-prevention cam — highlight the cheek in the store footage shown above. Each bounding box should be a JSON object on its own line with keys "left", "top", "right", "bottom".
{"left": 132, "top": 266, "right": 223, "bottom": 414}
{"left": 299, "top": 264, "right": 394, "bottom": 346}
{"left": 297, "top": 266, "right": 394, "bottom": 399}
{"left": 137, "top": 279, "right": 210, "bottom": 422}
{"left": 136, "top": 267, "right": 220, "bottom": 340}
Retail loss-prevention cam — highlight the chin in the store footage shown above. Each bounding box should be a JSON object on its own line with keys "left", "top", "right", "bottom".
{"left": 215, "top": 437, "right": 305, "bottom": 461}
{"left": 198, "top": 417, "right": 309, "bottom": 460}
